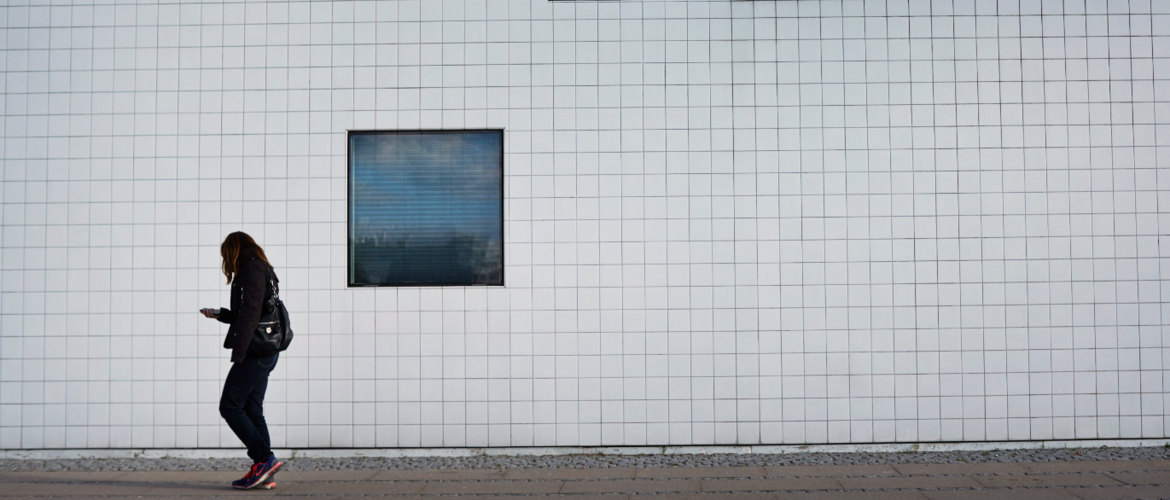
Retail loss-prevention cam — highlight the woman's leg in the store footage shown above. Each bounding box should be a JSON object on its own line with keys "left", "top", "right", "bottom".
{"left": 220, "top": 357, "right": 274, "bottom": 463}
{"left": 243, "top": 354, "right": 278, "bottom": 460}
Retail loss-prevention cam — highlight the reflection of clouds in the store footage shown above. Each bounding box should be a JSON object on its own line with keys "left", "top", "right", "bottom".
{"left": 349, "top": 131, "right": 503, "bottom": 285}
{"left": 354, "top": 227, "right": 501, "bottom": 247}
{"left": 351, "top": 131, "right": 501, "bottom": 232}
{"left": 354, "top": 132, "right": 500, "bottom": 193}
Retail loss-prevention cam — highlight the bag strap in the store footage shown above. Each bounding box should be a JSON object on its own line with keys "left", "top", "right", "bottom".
{"left": 262, "top": 265, "right": 279, "bottom": 299}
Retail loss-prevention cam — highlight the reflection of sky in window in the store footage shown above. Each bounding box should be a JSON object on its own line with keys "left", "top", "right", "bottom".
{"left": 349, "top": 131, "right": 502, "bottom": 286}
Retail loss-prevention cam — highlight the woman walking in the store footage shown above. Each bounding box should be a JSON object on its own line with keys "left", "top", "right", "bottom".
{"left": 200, "top": 232, "right": 284, "bottom": 489}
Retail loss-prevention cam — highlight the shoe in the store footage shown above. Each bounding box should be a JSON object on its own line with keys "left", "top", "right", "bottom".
{"left": 231, "top": 463, "right": 263, "bottom": 490}
{"left": 232, "top": 455, "right": 283, "bottom": 490}
{"left": 254, "top": 479, "right": 276, "bottom": 490}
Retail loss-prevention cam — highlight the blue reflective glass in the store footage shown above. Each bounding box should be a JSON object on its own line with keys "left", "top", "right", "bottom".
{"left": 348, "top": 130, "right": 503, "bottom": 286}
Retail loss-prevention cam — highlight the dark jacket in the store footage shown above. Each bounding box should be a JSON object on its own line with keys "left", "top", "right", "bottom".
{"left": 217, "top": 257, "right": 279, "bottom": 363}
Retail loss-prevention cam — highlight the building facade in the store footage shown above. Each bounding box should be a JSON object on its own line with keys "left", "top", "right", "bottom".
{"left": 2, "top": 0, "right": 1169, "bottom": 449}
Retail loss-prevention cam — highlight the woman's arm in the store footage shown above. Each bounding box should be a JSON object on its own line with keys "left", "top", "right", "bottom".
{"left": 216, "top": 308, "right": 236, "bottom": 324}
{"left": 223, "top": 261, "right": 268, "bottom": 362}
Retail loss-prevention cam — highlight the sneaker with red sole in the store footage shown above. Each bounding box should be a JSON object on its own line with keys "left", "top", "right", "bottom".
{"left": 231, "top": 455, "right": 283, "bottom": 490}
{"left": 231, "top": 463, "right": 262, "bottom": 489}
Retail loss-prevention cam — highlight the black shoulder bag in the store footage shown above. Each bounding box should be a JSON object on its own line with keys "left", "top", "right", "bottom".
{"left": 248, "top": 267, "right": 294, "bottom": 357}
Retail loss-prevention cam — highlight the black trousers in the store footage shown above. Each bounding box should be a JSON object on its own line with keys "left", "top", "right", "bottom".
{"left": 219, "top": 353, "right": 279, "bottom": 464}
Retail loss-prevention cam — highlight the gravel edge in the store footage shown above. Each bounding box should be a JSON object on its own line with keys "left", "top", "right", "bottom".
{"left": 3, "top": 446, "right": 1170, "bottom": 471}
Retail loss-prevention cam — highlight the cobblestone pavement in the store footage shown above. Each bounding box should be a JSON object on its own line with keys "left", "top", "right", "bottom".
{"left": 2, "top": 449, "right": 1170, "bottom": 499}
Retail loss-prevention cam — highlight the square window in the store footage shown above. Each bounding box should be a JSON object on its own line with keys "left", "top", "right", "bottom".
{"left": 348, "top": 130, "right": 504, "bottom": 286}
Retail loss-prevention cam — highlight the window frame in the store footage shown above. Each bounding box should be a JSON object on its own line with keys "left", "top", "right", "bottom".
{"left": 346, "top": 129, "right": 505, "bottom": 288}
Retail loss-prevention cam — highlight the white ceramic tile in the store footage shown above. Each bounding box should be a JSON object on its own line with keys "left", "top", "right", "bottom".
{"left": 0, "top": 0, "right": 1165, "bottom": 449}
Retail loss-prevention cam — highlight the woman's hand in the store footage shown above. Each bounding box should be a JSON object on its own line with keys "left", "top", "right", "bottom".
{"left": 200, "top": 308, "right": 220, "bottom": 319}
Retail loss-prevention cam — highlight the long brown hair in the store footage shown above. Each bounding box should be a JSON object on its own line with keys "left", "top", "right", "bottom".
{"left": 220, "top": 232, "right": 271, "bottom": 284}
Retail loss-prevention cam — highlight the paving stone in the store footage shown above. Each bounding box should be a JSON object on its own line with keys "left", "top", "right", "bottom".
{"left": 118, "top": 471, "right": 240, "bottom": 483}
{"left": 1071, "top": 486, "right": 1170, "bottom": 500}
{"left": 635, "top": 466, "right": 767, "bottom": 479}
{"left": 837, "top": 475, "right": 983, "bottom": 489}
{"left": 765, "top": 465, "right": 901, "bottom": 477}
{"left": 0, "top": 483, "right": 156, "bottom": 496}
{"left": 922, "top": 489, "right": 1082, "bottom": 500}
{"left": 419, "top": 479, "right": 564, "bottom": 495}
{"left": 505, "top": 468, "right": 638, "bottom": 480}
{"left": 16, "top": 497, "right": 253, "bottom": 499}
{"left": 421, "top": 496, "right": 631, "bottom": 500}
{"left": 776, "top": 491, "right": 930, "bottom": 500}
{"left": 632, "top": 493, "right": 776, "bottom": 500}
{"left": 278, "top": 480, "right": 426, "bottom": 495}
{"left": 893, "top": 463, "right": 1036, "bottom": 475}
{"left": 370, "top": 469, "right": 506, "bottom": 481}
{"left": 701, "top": 477, "right": 844, "bottom": 492}
{"left": 139, "top": 481, "right": 263, "bottom": 496}
{"left": 253, "top": 496, "right": 587, "bottom": 500}
{"left": 272, "top": 470, "right": 381, "bottom": 481}
{"left": 1022, "top": 461, "right": 1170, "bottom": 473}
{"left": 3, "top": 456, "right": 1170, "bottom": 499}
{"left": 561, "top": 478, "right": 702, "bottom": 493}
{"left": 973, "top": 473, "right": 1123, "bottom": 488}
{"left": 1104, "top": 471, "right": 1170, "bottom": 486}
{"left": 0, "top": 471, "right": 132, "bottom": 482}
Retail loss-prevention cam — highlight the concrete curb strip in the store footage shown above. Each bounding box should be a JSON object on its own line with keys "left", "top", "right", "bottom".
{"left": 4, "top": 439, "right": 1170, "bottom": 460}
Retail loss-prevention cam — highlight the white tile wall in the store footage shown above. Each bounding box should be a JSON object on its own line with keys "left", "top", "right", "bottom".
{"left": 1, "top": 0, "right": 1168, "bottom": 449}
